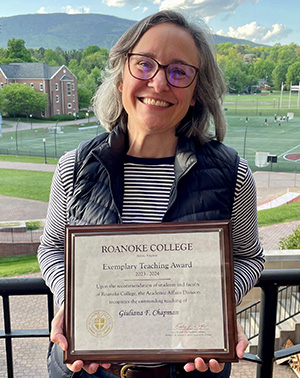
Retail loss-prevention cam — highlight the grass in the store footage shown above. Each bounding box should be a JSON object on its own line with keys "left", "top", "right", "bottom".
{"left": 0, "top": 254, "right": 40, "bottom": 277}
{"left": 0, "top": 154, "right": 58, "bottom": 165}
{"left": 0, "top": 168, "right": 53, "bottom": 202}
{"left": 26, "top": 220, "right": 44, "bottom": 230}
{"left": 257, "top": 202, "right": 300, "bottom": 227}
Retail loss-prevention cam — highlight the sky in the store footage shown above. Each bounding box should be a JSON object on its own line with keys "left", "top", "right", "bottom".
{"left": 0, "top": 0, "right": 299, "bottom": 46}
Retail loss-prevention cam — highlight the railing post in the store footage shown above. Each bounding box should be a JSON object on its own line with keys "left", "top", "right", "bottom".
{"left": 256, "top": 283, "right": 278, "bottom": 378}
{"left": 3, "top": 295, "right": 14, "bottom": 378}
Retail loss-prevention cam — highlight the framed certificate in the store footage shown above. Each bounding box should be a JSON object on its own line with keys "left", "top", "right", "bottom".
{"left": 64, "top": 221, "right": 237, "bottom": 363}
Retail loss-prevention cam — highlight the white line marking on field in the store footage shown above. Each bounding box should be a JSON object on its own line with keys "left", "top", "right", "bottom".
{"left": 278, "top": 144, "right": 300, "bottom": 158}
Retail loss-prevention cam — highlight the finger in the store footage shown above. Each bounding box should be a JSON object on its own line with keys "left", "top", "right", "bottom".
{"left": 208, "top": 359, "right": 225, "bottom": 373}
{"left": 66, "top": 360, "right": 84, "bottom": 373}
{"left": 183, "top": 362, "right": 196, "bottom": 372}
{"left": 51, "top": 333, "right": 68, "bottom": 351}
{"left": 83, "top": 363, "right": 100, "bottom": 374}
{"left": 194, "top": 357, "right": 209, "bottom": 372}
{"left": 236, "top": 322, "right": 249, "bottom": 359}
{"left": 100, "top": 363, "right": 111, "bottom": 369}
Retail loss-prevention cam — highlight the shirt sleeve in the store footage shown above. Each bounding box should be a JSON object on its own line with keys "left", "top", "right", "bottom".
{"left": 231, "top": 158, "right": 265, "bottom": 306}
{"left": 37, "top": 150, "right": 76, "bottom": 306}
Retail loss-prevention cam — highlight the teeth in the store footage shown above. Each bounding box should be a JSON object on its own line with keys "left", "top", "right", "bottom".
{"left": 142, "top": 98, "right": 169, "bottom": 107}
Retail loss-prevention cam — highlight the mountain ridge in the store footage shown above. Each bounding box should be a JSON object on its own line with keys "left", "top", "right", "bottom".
{"left": 0, "top": 13, "right": 266, "bottom": 51}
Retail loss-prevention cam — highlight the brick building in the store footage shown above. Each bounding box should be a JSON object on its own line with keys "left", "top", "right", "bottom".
{"left": 0, "top": 62, "right": 79, "bottom": 118}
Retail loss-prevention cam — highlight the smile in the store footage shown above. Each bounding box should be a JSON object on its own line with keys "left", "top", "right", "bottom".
{"left": 140, "top": 98, "right": 171, "bottom": 108}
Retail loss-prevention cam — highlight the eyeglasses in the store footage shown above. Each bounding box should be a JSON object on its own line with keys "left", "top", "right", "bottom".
{"left": 127, "top": 53, "right": 199, "bottom": 88}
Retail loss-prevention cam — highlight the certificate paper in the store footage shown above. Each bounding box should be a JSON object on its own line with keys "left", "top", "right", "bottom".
{"left": 64, "top": 221, "right": 237, "bottom": 363}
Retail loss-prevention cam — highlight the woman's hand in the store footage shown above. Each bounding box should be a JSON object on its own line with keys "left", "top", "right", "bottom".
{"left": 183, "top": 321, "right": 249, "bottom": 373}
{"left": 50, "top": 304, "right": 111, "bottom": 374}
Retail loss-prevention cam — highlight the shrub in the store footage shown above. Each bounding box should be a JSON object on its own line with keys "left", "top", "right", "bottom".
{"left": 279, "top": 226, "right": 300, "bottom": 249}
{"left": 49, "top": 114, "right": 75, "bottom": 121}
{"left": 26, "top": 220, "right": 44, "bottom": 231}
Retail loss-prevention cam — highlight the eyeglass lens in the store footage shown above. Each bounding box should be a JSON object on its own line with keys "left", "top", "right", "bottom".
{"left": 128, "top": 54, "right": 197, "bottom": 88}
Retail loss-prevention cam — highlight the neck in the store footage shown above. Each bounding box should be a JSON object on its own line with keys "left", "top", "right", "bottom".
{"left": 127, "top": 128, "right": 177, "bottom": 158}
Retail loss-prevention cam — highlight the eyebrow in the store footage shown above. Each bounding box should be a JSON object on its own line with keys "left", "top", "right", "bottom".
{"left": 131, "top": 51, "right": 192, "bottom": 66}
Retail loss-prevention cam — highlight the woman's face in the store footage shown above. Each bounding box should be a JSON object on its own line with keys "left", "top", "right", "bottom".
{"left": 119, "top": 23, "right": 199, "bottom": 139}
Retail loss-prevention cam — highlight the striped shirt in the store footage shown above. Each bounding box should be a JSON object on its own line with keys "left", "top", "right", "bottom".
{"left": 37, "top": 149, "right": 264, "bottom": 307}
{"left": 122, "top": 156, "right": 175, "bottom": 223}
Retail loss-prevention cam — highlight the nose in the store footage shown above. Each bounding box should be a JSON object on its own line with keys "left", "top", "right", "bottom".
{"left": 148, "top": 68, "right": 170, "bottom": 92}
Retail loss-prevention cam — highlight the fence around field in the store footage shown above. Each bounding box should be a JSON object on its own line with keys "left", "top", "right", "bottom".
{"left": 1, "top": 93, "right": 300, "bottom": 174}
{"left": 0, "top": 122, "right": 105, "bottom": 160}
{"left": 224, "top": 91, "right": 300, "bottom": 117}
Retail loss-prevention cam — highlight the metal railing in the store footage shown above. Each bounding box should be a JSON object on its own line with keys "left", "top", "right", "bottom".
{"left": 0, "top": 270, "right": 300, "bottom": 378}
{"left": 0, "top": 277, "right": 54, "bottom": 378}
{"left": 237, "top": 284, "right": 300, "bottom": 341}
{"left": 244, "top": 269, "right": 300, "bottom": 377}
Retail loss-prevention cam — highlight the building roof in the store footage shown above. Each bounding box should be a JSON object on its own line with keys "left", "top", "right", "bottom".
{"left": 0, "top": 62, "right": 62, "bottom": 79}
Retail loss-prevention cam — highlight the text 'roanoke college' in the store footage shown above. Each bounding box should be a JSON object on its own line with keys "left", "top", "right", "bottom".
{"left": 101, "top": 242, "right": 193, "bottom": 253}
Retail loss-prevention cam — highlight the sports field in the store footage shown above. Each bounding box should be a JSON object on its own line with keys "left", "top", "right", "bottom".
{"left": 0, "top": 123, "right": 106, "bottom": 160}
{"left": 224, "top": 115, "right": 300, "bottom": 173}
{"left": 1, "top": 93, "right": 300, "bottom": 173}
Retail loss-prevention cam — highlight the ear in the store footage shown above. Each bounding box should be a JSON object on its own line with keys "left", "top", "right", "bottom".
{"left": 190, "top": 97, "right": 196, "bottom": 106}
{"left": 118, "top": 81, "right": 123, "bottom": 92}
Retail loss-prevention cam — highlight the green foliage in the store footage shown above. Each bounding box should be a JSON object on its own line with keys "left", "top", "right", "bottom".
{"left": 26, "top": 220, "right": 44, "bottom": 230}
{"left": 279, "top": 226, "right": 300, "bottom": 250}
{"left": 286, "top": 62, "right": 300, "bottom": 88}
{"left": 6, "top": 38, "right": 32, "bottom": 62}
{"left": 216, "top": 42, "right": 300, "bottom": 93}
{"left": 0, "top": 83, "right": 48, "bottom": 117}
{"left": 272, "top": 63, "right": 289, "bottom": 90}
{"left": 44, "top": 48, "right": 66, "bottom": 66}
{"left": 78, "top": 86, "right": 93, "bottom": 109}
{"left": 49, "top": 114, "right": 75, "bottom": 121}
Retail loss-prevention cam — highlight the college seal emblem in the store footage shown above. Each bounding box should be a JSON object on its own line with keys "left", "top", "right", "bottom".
{"left": 87, "top": 310, "right": 113, "bottom": 337}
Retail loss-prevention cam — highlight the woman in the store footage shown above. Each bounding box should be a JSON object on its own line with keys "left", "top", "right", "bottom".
{"left": 38, "top": 9, "right": 264, "bottom": 378}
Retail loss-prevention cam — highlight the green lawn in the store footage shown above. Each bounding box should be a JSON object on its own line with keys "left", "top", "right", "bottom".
{"left": 0, "top": 154, "right": 58, "bottom": 164}
{"left": 0, "top": 254, "right": 40, "bottom": 277}
{"left": 257, "top": 202, "right": 300, "bottom": 227}
{"left": 0, "top": 168, "right": 53, "bottom": 202}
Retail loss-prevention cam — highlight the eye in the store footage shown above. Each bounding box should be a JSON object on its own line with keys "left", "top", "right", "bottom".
{"left": 169, "top": 64, "right": 187, "bottom": 78}
{"left": 136, "top": 58, "right": 155, "bottom": 73}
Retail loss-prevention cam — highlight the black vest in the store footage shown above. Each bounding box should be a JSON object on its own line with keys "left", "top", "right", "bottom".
{"left": 69, "top": 125, "right": 239, "bottom": 225}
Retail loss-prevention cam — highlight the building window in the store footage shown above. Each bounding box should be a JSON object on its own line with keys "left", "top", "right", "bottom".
{"left": 67, "top": 83, "right": 71, "bottom": 96}
{"left": 0, "top": 83, "right": 3, "bottom": 88}
{"left": 55, "top": 83, "right": 59, "bottom": 91}
{"left": 73, "top": 95, "right": 75, "bottom": 102}
{"left": 72, "top": 83, "right": 75, "bottom": 91}
{"left": 57, "top": 109, "right": 60, "bottom": 115}
{"left": 30, "top": 83, "right": 34, "bottom": 88}
{"left": 56, "top": 95, "right": 59, "bottom": 103}
{"left": 68, "top": 103, "right": 72, "bottom": 109}
{"left": 40, "top": 83, "right": 43, "bottom": 91}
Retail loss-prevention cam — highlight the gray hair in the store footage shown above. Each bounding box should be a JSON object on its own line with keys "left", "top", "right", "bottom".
{"left": 93, "top": 10, "right": 227, "bottom": 143}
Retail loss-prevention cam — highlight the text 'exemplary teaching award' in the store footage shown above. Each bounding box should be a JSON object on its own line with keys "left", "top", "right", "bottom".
{"left": 64, "top": 221, "right": 237, "bottom": 363}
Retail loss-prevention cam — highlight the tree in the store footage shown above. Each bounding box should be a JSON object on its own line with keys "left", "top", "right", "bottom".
{"left": 6, "top": 38, "right": 32, "bottom": 62}
{"left": 44, "top": 49, "right": 66, "bottom": 66}
{"left": 0, "top": 84, "right": 48, "bottom": 117}
{"left": 78, "top": 86, "right": 93, "bottom": 109}
{"left": 252, "top": 59, "right": 275, "bottom": 83}
{"left": 272, "top": 63, "right": 289, "bottom": 90}
{"left": 81, "top": 49, "right": 109, "bottom": 73}
{"left": 286, "top": 62, "right": 300, "bottom": 88}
